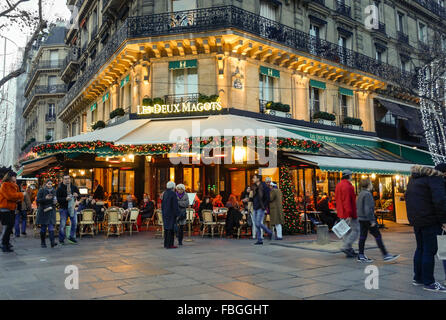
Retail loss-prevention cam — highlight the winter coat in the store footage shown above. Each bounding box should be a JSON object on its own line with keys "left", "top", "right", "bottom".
{"left": 406, "top": 165, "right": 446, "bottom": 228}
{"left": 161, "top": 189, "right": 179, "bottom": 230}
{"left": 252, "top": 182, "right": 270, "bottom": 211}
{"left": 140, "top": 201, "right": 155, "bottom": 219}
{"left": 177, "top": 192, "right": 189, "bottom": 226}
{"left": 36, "top": 187, "right": 57, "bottom": 225}
{"left": 198, "top": 201, "right": 213, "bottom": 221}
{"left": 56, "top": 183, "right": 80, "bottom": 209}
{"left": 335, "top": 179, "right": 357, "bottom": 219}
{"left": 122, "top": 201, "right": 136, "bottom": 210}
{"left": 93, "top": 184, "right": 104, "bottom": 200}
{"left": 269, "top": 188, "right": 284, "bottom": 225}
{"left": 356, "top": 190, "right": 376, "bottom": 222}
{"left": 21, "top": 191, "right": 32, "bottom": 212}
{"left": 0, "top": 181, "right": 23, "bottom": 211}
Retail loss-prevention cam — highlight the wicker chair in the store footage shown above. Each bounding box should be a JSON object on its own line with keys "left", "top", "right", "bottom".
{"left": 106, "top": 208, "right": 122, "bottom": 238}
{"left": 154, "top": 209, "right": 164, "bottom": 238}
{"left": 185, "top": 208, "right": 195, "bottom": 237}
{"left": 201, "top": 210, "right": 217, "bottom": 238}
{"left": 122, "top": 208, "right": 139, "bottom": 235}
{"left": 79, "top": 209, "right": 95, "bottom": 238}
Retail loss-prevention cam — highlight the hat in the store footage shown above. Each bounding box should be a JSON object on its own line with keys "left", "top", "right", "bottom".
{"left": 435, "top": 163, "right": 446, "bottom": 173}
{"left": 342, "top": 169, "right": 353, "bottom": 177}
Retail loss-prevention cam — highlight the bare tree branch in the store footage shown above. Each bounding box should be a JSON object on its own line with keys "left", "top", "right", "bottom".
{"left": 0, "top": 0, "right": 30, "bottom": 18}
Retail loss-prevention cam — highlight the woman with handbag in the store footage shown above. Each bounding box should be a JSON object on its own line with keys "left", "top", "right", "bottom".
{"left": 0, "top": 170, "right": 24, "bottom": 253}
{"left": 176, "top": 184, "right": 189, "bottom": 246}
{"left": 36, "top": 180, "right": 58, "bottom": 248}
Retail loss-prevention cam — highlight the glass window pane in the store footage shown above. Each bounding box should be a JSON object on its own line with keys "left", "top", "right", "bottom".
{"left": 173, "top": 69, "right": 185, "bottom": 95}
{"left": 186, "top": 68, "right": 198, "bottom": 94}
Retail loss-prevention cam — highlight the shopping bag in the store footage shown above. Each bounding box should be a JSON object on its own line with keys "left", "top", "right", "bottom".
{"left": 332, "top": 219, "right": 351, "bottom": 239}
{"left": 437, "top": 231, "right": 446, "bottom": 260}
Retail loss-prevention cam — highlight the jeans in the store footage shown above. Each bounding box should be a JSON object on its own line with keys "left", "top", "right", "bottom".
{"left": 341, "top": 218, "right": 360, "bottom": 251}
{"left": 40, "top": 224, "right": 54, "bottom": 233}
{"left": 414, "top": 224, "right": 442, "bottom": 286}
{"left": 358, "top": 220, "right": 388, "bottom": 256}
{"left": 14, "top": 210, "right": 27, "bottom": 236}
{"left": 59, "top": 208, "right": 77, "bottom": 241}
{"left": 1, "top": 210, "right": 14, "bottom": 246}
{"left": 253, "top": 208, "right": 272, "bottom": 242}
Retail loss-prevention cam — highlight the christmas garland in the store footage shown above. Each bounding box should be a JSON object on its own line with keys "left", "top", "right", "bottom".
{"left": 32, "top": 137, "right": 322, "bottom": 156}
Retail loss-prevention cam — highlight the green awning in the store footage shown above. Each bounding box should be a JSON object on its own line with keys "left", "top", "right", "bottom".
{"left": 102, "top": 92, "right": 109, "bottom": 102}
{"left": 310, "top": 79, "right": 326, "bottom": 90}
{"left": 120, "top": 74, "right": 130, "bottom": 87}
{"left": 339, "top": 87, "right": 353, "bottom": 96}
{"left": 91, "top": 103, "right": 97, "bottom": 111}
{"left": 260, "top": 66, "right": 280, "bottom": 78}
{"left": 169, "top": 59, "right": 197, "bottom": 70}
{"left": 286, "top": 128, "right": 379, "bottom": 147}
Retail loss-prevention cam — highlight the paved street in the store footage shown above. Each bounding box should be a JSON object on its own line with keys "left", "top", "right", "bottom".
{"left": 0, "top": 223, "right": 445, "bottom": 300}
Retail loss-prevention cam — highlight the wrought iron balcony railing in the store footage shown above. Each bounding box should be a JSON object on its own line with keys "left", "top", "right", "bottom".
{"left": 397, "top": 31, "right": 409, "bottom": 44}
{"left": 164, "top": 93, "right": 200, "bottom": 104}
{"left": 335, "top": 1, "right": 351, "bottom": 17}
{"left": 45, "top": 114, "right": 57, "bottom": 122}
{"left": 25, "top": 59, "right": 65, "bottom": 93}
{"left": 413, "top": 0, "right": 446, "bottom": 19}
{"left": 24, "top": 84, "right": 68, "bottom": 113}
{"left": 59, "top": 5, "right": 417, "bottom": 114}
{"left": 61, "top": 48, "right": 81, "bottom": 74}
{"left": 372, "top": 22, "right": 386, "bottom": 35}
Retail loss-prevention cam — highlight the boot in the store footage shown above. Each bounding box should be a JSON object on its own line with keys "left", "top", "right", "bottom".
{"left": 49, "top": 231, "right": 57, "bottom": 248}
{"left": 40, "top": 232, "right": 47, "bottom": 248}
{"left": 2, "top": 245, "right": 13, "bottom": 253}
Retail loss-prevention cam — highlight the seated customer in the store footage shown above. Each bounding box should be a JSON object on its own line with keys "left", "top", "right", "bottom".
{"left": 316, "top": 193, "right": 338, "bottom": 229}
{"left": 122, "top": 194, "right": 137, "bottom": 220}
{"left": 198, "top": 196, "right": 213, "bottom": 222}
{"left": 225, "top": 195, "right": 242, "bottom": 237}
{"left": 212, "top": 194, "right": 224, "bottom": 208}
{"left": 140, "top": 194, "right": 155, "bottom": 219}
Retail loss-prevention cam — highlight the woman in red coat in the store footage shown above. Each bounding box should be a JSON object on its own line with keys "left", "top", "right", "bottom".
{"left": 0, "top": 171, "right": 24, "bottom": 253}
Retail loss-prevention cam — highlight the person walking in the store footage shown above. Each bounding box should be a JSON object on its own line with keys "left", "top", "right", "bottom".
{"left": 251, "top": 174, "right": 273, "bottom": 245}
{"left": 36, "top": 180, "right": 58, "bottom": 248}
{"left": 176, "top": 184, "right": 189, "bottom": 246}
{"left": 266, "top": 179, "right": 284, "bottom": 240}
{"left": 335, "top": 169, "right": 359, "bottom": 258}
{"left": 0, "top": 171, "right": 23, "bottom": 253}
{"left": 406, "top": 164, "right": 446, "bottom": 292}
{"left": 56, "top": 175, "right": 80, "bottom": 245}
{"left": 161, "top": 181, "right": 179, "bottom": 249}
{"left": 15, "top": 182, "right": 31, "bottom": 237}
{"left": 356, "top": 178, "right": 399, "bottom": 263}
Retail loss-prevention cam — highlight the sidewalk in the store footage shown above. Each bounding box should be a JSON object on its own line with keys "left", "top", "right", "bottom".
{"left": 0, "top": 222, "right": 445, "bottom": 300}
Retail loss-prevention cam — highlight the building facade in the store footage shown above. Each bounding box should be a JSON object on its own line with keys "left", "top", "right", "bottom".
{"left": 22, "top": 26, "right": 69, "bottom": 153}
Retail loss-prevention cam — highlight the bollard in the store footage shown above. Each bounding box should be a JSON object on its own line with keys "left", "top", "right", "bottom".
{"left": 316, "top": 224, "right": 330, "bottom": 245}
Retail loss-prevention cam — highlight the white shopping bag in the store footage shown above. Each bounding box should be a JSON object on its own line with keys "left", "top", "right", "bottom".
{"left": 437, "top": 231, "right": 446, "bottom": 260}
{"left": 332, "top": 219, "right": 351, "bottom": 239}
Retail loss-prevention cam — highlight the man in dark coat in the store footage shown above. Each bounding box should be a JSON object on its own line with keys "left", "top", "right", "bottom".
{"left": 93, "top": 180, "right": 104, "bottom": 200}
{"left": 406, "top": 164, "right": 446, "bottom": 292}
{"left": 161, "top": 181, "right": 179, "bottom": 249}
{"left": 56, "top": 175, "right": 80, "bottom": 245}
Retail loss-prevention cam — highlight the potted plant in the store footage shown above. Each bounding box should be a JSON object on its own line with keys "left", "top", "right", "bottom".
{"left": 312, "top": 111, "right": 336, "bottom": 126}
{"left": 45, "top": 135, "right": 52, "bottom": 141}
{"left": 265, "top": 101, "right": 291, "bottom": 118}
{"left": 152, "top": 97, "right": 164, "bottom": 105}
{"left": 109, "top": 107, "right": 125, "bottom": 119}
{"left": 92, "top": 120, "right": 106, "bottom": 130}
{"left": 142, "top": 97, "right": 152, "bottom": 106}
{"left": 343, "top": 117, "right": 363, "bottom": 130}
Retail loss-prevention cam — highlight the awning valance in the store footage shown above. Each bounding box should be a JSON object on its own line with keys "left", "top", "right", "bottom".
{"left": 289, "top": 154, "right": 414, "bottom": 175}
{"left": 20, "top": 155, "right": 58, "bottom": 177}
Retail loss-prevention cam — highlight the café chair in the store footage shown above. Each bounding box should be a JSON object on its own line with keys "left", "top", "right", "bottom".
{"left": 79, "top": 209, "right": 95, "bottom": 238}
{"left": 123, "top": 208, "right": 140, "bottom": 235}
{"left": 186, "top": 208, "right": 195, "bottom": 237}
{"left": 106, "top": 208, "right": 122, "bottom": 238}
{"left": 201, "top": 210, "right": 217, "bottom": 238}
{"left": 237, "top": 212, "right": 251, "bottom": 239}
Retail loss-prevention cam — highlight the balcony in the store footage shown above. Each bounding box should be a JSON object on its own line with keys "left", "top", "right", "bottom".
{"left": 24, "top": 59, "right": 64, "bottom": 95}
{"left": 371, "top": 22, "right": 386, "bottom": 35}
{"left": 335, "top": 1, "right": 351, "bottom": 18}
{"left": 59, "top": 6, "right": 417, "bottom": 114}
{"left": 60, "top": 48, "right": 81, "bottom": 82}
{"left": 397, "top": 31, "right": 409, "bottom": 44}
{"left": 45, "top": 114, "right": 57, "bottom": 122}
{"left": 23, "top": 84, "right": 68, "bottom": 114}
{"left": 413, "top": 0, "right": 446, "bottom": 19}
{"left": 164, "top": 93, "right": 200, "bottom": 104}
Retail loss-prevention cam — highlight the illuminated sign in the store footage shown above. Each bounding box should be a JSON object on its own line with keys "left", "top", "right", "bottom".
{"left": 137, "top": 101, "right": 223, "bottom": 115}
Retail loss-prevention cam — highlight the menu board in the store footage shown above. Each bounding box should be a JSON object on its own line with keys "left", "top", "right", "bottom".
{"left": 187, "top": 193, "right": 196, "bottom": 206}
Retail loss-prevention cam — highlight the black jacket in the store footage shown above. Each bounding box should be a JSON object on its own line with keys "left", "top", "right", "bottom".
{"left": 140, "top": 200, "right": 155, "bottom": 218}
{"left": 161, "top": 189, "right": 179, "bottom": 230}
{"left": 252, "top": 182, "right": 270, "bottom": 211}
{"left": 406, "top": 165, "right": 446, "bottom": 228}
{"left": 93, "top": 184, "right": 104, "bottom": 200}
{"left": 56, "top": 183, "right": 80, "bottom": 209}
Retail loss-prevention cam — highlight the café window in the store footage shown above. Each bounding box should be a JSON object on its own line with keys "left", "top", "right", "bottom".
{"left": 260, "top": 0, "right": 278, "bottom": 21}
{"left": 170, "top": 60, "right": 198, "bottom": 96}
